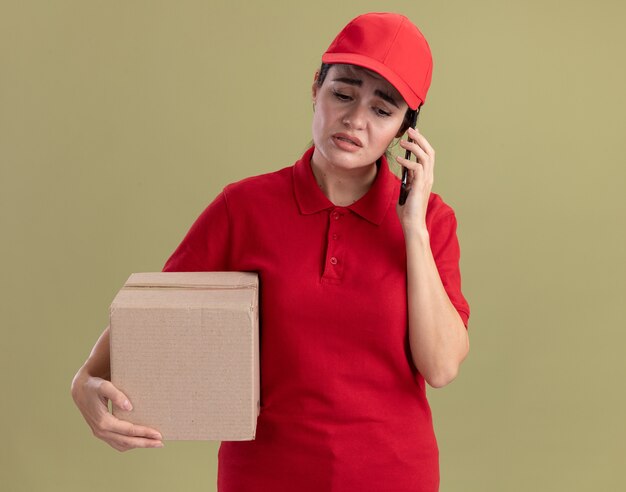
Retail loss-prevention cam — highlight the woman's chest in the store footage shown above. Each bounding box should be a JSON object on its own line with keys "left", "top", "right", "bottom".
{"left": 230, "top": 206, "right": 410, "bottom": 345}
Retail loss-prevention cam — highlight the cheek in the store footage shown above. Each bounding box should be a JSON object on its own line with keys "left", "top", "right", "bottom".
{"left": 311, "top": 112, "right": 322, "bottom": 139}
{"left": 374, "top": 121, "right": 403, "bottom": 147}
{"left": 312, "top": 105, "right": 331, "bottom": 136}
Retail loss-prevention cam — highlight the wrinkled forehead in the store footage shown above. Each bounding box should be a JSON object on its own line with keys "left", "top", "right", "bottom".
{"left": 330, "top": 64, "right": 404, "bottom": 102}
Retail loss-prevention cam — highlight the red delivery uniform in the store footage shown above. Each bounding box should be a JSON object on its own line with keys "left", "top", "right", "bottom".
{"left": 162, "top": 145, "right": 470, "bottom": 491}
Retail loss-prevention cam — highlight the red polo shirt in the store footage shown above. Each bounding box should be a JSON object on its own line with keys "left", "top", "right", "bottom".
{"left": 162, "top": 146, "right": 470, "bottom": 492}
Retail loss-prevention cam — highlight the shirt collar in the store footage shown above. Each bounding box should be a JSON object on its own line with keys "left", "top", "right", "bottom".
{"left": 293, "top": 145, "right": 397, "bottom": 226}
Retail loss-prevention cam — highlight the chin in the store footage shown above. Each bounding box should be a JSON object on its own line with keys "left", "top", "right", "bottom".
{"left": 328, "top": 150, "right": 367, "bottom": 168}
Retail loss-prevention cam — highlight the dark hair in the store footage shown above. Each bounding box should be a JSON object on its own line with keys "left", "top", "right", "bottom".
{"left": 315, "top": 63, "right": 419, "bottom": 137}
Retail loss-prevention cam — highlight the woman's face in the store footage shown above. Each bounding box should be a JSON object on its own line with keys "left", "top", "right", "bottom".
{"left": 311, "top": 64, "right": 408, "bottom": 173}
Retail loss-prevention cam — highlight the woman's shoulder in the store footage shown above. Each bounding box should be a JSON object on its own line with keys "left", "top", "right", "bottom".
{"left": 221, "top": 164, "right": 294, "bottom": 205}
{"left": 427, "top": 191, "right": 458, "bottom": 221}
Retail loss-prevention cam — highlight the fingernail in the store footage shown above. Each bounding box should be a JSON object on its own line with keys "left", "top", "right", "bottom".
{"left": 154, "top": 433, "right": 163, "bottom": 440}
{"left": 123, "top": 400, "right": 132, "bottom": 411}
{"left": 155, "top": 442, "right": 164, "bottom": 448}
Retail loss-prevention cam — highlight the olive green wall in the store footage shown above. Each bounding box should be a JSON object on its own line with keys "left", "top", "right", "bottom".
{"left": 1, "top": 1, "right": 624, "bottom": 491}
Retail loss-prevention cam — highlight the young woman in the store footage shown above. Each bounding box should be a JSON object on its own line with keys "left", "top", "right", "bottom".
{"left": 71, "top": 12, "right": 470, "bottom": 492}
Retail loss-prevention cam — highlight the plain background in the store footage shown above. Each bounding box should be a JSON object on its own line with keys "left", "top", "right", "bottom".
{"left": 2, "top": 1, "right": 625, "bottom": 491}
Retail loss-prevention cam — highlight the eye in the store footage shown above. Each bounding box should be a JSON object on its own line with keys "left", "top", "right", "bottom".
{"left": 332, "top": 90, "right": 352, "bottom": 101}
{"left": 374, "top": 107, "right": 392, "bottom": 117}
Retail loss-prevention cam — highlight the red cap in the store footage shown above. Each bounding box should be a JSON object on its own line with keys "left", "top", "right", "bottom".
{"left": 322, "top": 12, "right": 433, "bottom": 110}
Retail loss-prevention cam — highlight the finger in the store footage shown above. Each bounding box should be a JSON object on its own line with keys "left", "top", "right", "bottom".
{"left": 405, "top": 135, "right": 434, "bottom": 170}
{"left": 91, "top": 411, "right": 162, "bottom": 443}
{"left": 101, "top": 430, "right": 164, "bottom": 452}
{"left": 396, "top": 158, "right": 426, "bottom": 192}
{"left": 396, "top": 154, "right": 424, "bottom": 173}
{"left": 408, "top": 127, "right": 435, "bottom": 156}
{"left": 401, "top": 145, "right": 432, "bottom": 181}
{"left": 105, "top": 416, "right": 163, "bottom": 440}
{"left": 399, "top": 138, "right": 427, "bottom": 162}
{"left": 401, "top": 132, "right": 435, "bottom": 180}
{"left": 97, "top": 380, "right": 133, "bottom": 411}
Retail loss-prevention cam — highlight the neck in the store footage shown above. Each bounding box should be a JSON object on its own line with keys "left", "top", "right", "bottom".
{"left": 310, "top": 151, "right": 379, "bottom": 206}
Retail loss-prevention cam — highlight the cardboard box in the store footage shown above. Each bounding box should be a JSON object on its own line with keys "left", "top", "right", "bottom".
{"left": 109, "top": 271, "right": 260, "bottom": 441}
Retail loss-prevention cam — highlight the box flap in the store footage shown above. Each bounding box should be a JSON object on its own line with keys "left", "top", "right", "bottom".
{"left": 124, "top": 271, "right": 258, "bottom": 290}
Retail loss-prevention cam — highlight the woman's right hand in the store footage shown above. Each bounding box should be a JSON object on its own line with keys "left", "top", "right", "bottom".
{"left": 71, "top": 371, "right": 164, "bottom": 452}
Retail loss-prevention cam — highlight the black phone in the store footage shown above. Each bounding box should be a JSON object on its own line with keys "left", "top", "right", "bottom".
{"left": 398, "top": 107, "right": 421, "bottom": 206}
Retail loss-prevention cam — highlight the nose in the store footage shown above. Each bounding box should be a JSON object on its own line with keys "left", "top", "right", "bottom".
{"left": 342, "top": 102, "right": 367, "bottom": 130}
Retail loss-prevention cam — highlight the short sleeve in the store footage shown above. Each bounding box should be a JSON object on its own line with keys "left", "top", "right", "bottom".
{"left": 429, "top": 211, "right": 471, "bottom": 328}
{"left": 161, "top": 192, "right": 231, "bottom": 272}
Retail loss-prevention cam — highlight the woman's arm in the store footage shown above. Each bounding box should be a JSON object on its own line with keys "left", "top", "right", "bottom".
{"left": 72, "top": 325, "right": 112, "bottom": 382}
{"left": 71, "top": 325, "right": 164, "bottom": 451}
{"left": 396, "top": 127, "right": 469, "bottom": 388}
{"left": 404, "top": 230, "right": 469, "bottom": 388}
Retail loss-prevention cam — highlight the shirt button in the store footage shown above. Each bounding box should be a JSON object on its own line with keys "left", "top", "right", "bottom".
{"left": 332, "top": 212, "right": 340, "bottom": 220}
{"left": 330, "top": 257, "right": 338, "bottom": 265}
{"left": 332, "top": 233, "right": 338, "bottom": 240}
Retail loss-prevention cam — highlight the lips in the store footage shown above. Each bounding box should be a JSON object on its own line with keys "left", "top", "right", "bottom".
{"left": 332, "top": 133, "right": 362, "bottom": 147}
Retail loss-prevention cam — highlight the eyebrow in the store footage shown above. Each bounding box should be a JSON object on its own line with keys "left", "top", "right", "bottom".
{"left": 332, "top": 77, "right": 400, "bottom": 108}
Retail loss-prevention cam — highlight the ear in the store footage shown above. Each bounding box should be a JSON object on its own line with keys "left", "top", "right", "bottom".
{"left": 311, "top": 71, "right": 320, "bottom": 104}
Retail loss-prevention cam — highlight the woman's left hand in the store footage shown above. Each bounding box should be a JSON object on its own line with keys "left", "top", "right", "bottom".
{"left": 395, "top": 126, "right": 435, "bottom": 233}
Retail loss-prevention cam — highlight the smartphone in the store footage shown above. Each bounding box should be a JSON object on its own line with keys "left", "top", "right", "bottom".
{"left": 398, "top": 107, "right": 421, "bottom": 206}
